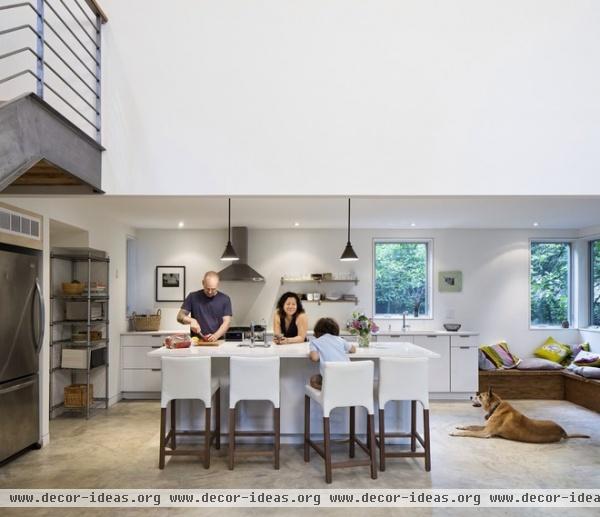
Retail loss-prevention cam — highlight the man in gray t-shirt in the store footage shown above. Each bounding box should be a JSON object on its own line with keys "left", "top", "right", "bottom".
{"left": 177, "top": 271, "right": 232, "bottom": 342}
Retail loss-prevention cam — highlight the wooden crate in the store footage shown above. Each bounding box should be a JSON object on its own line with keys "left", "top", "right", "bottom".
{"left": 64, "top": 384, "right": 93, "bottom": 408}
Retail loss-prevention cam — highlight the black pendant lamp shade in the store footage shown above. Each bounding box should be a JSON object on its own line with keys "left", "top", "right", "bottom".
{"left": 340, "top": 198, "right": 358, "bottom": 261}
{"left": 221, "top": 198, "right": 239, "bottom": 261}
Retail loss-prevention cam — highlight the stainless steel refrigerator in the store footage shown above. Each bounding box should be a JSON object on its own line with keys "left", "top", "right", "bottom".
{"left": 0, "top": 242, "right": 44, "bottom": 463}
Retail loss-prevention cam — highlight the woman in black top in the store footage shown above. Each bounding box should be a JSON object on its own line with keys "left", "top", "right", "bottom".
{"left": 273, "top": 292, "right": 308, "bottom": 344}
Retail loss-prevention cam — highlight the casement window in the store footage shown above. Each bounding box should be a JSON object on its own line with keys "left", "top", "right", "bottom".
{"left": 590, "top": 240, "right": 600, "bottom": 327}
{"left": 529, "top": 241, "right": 572, "bottom": 327}
{"left": 374, "top": 240, "right": 432, "bottom": 318}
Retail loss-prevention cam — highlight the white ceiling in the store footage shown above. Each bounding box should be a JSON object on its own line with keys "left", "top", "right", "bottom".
{"left": 73, "top": 196, "right": 600, "bottom": 230}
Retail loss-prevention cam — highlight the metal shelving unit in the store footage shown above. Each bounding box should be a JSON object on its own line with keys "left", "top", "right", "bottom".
{"left": 50, "top": 248, "right": 110, "bottom": 419}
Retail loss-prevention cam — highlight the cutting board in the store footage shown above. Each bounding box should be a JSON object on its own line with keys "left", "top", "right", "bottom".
{"left": 193, "top": 340, "right": 223, "bottom": 347}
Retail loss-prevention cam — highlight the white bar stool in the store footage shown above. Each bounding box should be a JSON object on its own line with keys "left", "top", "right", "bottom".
{"left": 228, "top": 356, "right": 280, "bottom": 470}
{"left": 159, "top": 356, "right": 220, "bottom": 469}
{"left": 376, "top": 357, "right": 431, "bottom": 471}
{"left": 304, "top": 361, "right": 377, "bottom": 483}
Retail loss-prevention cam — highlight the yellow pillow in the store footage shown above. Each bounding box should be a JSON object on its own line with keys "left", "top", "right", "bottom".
{"left": 534, "top": 337, "right": 571, "bottom": 364}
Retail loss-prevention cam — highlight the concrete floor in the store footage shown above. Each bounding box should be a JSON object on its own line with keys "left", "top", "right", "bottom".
{"left": 1, "top": 399, "right": 598, "bottom": 517}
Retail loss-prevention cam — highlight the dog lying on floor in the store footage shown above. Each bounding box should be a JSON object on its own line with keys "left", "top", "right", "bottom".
{"left": 449, "top": 387, "right": 590, "bottom": 443}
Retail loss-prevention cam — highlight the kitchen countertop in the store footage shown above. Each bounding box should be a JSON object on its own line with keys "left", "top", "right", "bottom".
{"left": 123, "top": 329, "right": 478, "bottom": 337}
{"left": 147, "top": 340, "right": 441, "bottom": 359}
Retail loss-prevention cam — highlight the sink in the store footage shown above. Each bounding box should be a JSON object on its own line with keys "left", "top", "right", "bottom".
{"left": 237, "top": 341, "right": 271, "bottom": 348}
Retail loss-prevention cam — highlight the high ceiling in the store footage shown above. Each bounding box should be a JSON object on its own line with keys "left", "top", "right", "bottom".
{"left": 71, "top": 196, "right": 600, "bottom": 230}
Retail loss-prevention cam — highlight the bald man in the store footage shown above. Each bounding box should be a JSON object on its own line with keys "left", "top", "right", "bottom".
{"left": 177, "top": 271, "right": 232, "bottom": 342}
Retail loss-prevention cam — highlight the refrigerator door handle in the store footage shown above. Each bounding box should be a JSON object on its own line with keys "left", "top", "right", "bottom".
{"left": 0, "top": 378, "right": 36, "bottom": 395}
{"left": 34, "top": 278, "right": 45, "bottom": 354}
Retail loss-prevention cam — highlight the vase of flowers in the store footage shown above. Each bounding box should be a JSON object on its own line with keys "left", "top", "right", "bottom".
{"left": 347, "top": 311, "right": 379, "bottom": 348}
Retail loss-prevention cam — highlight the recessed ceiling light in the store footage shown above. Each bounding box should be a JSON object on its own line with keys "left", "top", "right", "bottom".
{"left": 410, "top": 222, "right": 416, "bottom": 227}
{"left": 294, "top": 222, "right": 300, "bottom": 227}
{"left": 533, "top": 222, "right": 539, "bottom": 227}
{"left": 178, "top": 221, "right": 184, "bottom": 228}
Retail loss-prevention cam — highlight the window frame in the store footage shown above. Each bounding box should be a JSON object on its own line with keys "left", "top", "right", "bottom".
{"left": 372, "top": 238, "right": 434, "bottom": 320}
{"left": 589, "top": 239, "right": 600, "bottom": 329}
{"left": 528, "top": 239, "right": 573, "bottom": 329}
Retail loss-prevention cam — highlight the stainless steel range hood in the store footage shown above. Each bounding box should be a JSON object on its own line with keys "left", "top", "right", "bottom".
{"left": 218, "top": 227, "right": 265, "bottom": 282}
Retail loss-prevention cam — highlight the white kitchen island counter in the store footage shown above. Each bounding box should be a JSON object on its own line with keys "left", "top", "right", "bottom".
{"left": 146, "top": 342, "right": 438, "bottom": 443}
{"left": 147, "top": 341, "right": 440, "bottom": 359}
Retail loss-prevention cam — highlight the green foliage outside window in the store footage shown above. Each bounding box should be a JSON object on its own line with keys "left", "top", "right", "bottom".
{"left": 374, "top": 242, "right": 429, "bottom": 316}
{"left": 530, "top": 242, "right": 570, "bottom": 326}
{"left": 591, "top": 240, "right": 600, "bottom": 326}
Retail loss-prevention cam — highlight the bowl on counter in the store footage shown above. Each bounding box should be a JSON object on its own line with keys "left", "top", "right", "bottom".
{"left": 443, "top": 323, "right": 462, "bottom": 332}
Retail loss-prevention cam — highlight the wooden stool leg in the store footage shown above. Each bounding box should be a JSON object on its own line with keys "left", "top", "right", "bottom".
{"left": 411, "top": 400, "right": 417, "bottom": 452}
{"left": 423, "top": 408, "right": 431, "bottom": 472}
{"left": 378, "top": 408, "right": 385, "bottom": 472}
{"left": 304, "top": 395, "right": 310, "bottom": 462}
{"left": 228, "top": 407, "right": 235, "bottom": 470}
{"left": 368, "top": 413, "right": 377, "bottom": 480}
{"left": 349, "top": 406, "right": 355, "bottom": 458}
{"left": 204, "top": 407, "right": 211, "bottom": 469}
{"left": 159, "top": 407, "right": 166, "bottom": 469}
{"left": 323, "top": 416, "right": 332, "bottom": 484}
{"left": 274, "top": 406, "right": 280, "bottom": 470}
{"left": 215, "top": 388, "right": 221, "bottom": 450}
{"left": 170, "top": 400, "right": 176, "bottom": 450}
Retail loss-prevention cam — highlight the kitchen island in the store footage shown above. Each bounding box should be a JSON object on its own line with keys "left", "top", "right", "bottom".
{"left": 146, "top": 341, "right": 439, "bottom": 443}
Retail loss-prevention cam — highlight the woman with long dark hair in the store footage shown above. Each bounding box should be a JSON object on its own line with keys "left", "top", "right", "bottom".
{"left": 273, "top": 291, "right": 308, "bottom": 344}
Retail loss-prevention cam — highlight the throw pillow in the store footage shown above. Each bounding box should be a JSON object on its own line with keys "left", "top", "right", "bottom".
{"left": 517, "top": 357, "right": 564, "bottom": 370}
{"left": 534, "top": 337, "right": 571, "bottom": 364}
{"left": 478, "top": 349, "right": 497, "bottom": 370}
{"left": 480, "top": 341, "right": 520, "bottom": 369}
{"left": 573, "top": 350, "right": 600, "bottom": 367}
{"left": 561, "top": 342, "right": 591, "bottom": 365}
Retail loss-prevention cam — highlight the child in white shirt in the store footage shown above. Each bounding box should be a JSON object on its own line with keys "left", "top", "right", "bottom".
{"left": 309, "top": 317, "right": 356, "bottom": 390}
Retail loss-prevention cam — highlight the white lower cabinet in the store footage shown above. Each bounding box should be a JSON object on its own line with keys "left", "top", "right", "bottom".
{"left": 121, "top": 335, "right": 163, "bottom": 398}
{"left": 450, "top": 335, "right": 479, "bottom": 393}
{"left": 122, "top": 369, "right": 161, "bottom": 392}
{"left": 413, "top": 335, "right": 451, "bottom": 392}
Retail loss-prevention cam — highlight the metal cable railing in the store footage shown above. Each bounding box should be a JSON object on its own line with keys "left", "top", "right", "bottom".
{"left": 0, "top": 0, "right": 107, "bottom": 142}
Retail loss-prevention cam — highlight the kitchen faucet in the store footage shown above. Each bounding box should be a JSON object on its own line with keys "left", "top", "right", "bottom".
{"left": 402, "top": 311, "right": 410, "bottom": 331}
{"left": 250, "top": 321, "right": 256, "bottom": 347}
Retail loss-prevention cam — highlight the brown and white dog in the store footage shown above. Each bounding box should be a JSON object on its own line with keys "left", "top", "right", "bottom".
{"left": 450, "top": 387, "right": 590, "bottom": 443}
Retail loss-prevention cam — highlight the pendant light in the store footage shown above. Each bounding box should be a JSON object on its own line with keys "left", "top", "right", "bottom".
{"left": 340, "top": 198, "right": 358, "bottom": 261}
{"left": 221, "top": 198, "right": 239, "bottom": 261}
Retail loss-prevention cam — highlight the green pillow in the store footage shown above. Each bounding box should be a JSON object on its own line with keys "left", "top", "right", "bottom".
{"left": 534, "top": 337, "right": 571, "bottom": 364}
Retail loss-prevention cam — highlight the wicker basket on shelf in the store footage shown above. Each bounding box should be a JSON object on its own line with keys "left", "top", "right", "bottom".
{"left": 62, "top": 282, "right": 85, "bottom": 295}
{"left": 64, "top": 384, "right": 93, "bottom": 408}
{"left": 131, "top": 309, "right": 161, "bottom": 331}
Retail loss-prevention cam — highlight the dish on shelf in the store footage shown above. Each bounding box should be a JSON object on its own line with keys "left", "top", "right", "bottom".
{"left": 325, "top": 294, "right": 341, "bottom": 301}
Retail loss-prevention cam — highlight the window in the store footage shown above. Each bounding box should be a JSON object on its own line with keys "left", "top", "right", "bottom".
{"left": 374, "top": 240, "right": 432, "bottom": 318}
{"left": 530, "top": 241, "right": 571, "bottom": 327}
{"left": 591, "top": 240, "right": 600, "bottom": 326}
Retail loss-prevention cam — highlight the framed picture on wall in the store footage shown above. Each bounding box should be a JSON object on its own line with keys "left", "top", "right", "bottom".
{"left": 438, "top": 271, "right": 462, "bottom": 292}
{"left": 156, "top": 266, "right": 186, "bottom": 301}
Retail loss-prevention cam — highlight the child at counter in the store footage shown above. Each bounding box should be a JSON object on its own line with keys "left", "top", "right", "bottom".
{"left": 308, "top": 317, "right": 356, "bottom": 390}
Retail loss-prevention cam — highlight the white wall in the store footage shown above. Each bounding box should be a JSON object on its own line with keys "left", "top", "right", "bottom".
{"left": 98, "top": 0, "right": 600, "bottom": 196}
{"left": 132, "top": 227, "right": 582, "bottom": 357}
{"left": 1, "top": 197, "right": 134, "bottom": 445}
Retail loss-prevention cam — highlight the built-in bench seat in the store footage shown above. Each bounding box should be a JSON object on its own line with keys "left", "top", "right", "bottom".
{"left": 479, "top": 369, "right": 600, "bottom": 413}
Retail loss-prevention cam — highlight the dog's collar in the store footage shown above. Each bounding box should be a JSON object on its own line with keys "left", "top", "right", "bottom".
{"left": 485, "top": 401, "right": 500, "bottom": 420}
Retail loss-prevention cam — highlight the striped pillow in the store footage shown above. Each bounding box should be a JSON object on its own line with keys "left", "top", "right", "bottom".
{"left": 480, "top": 341, "right": 521, "bottom": 369}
